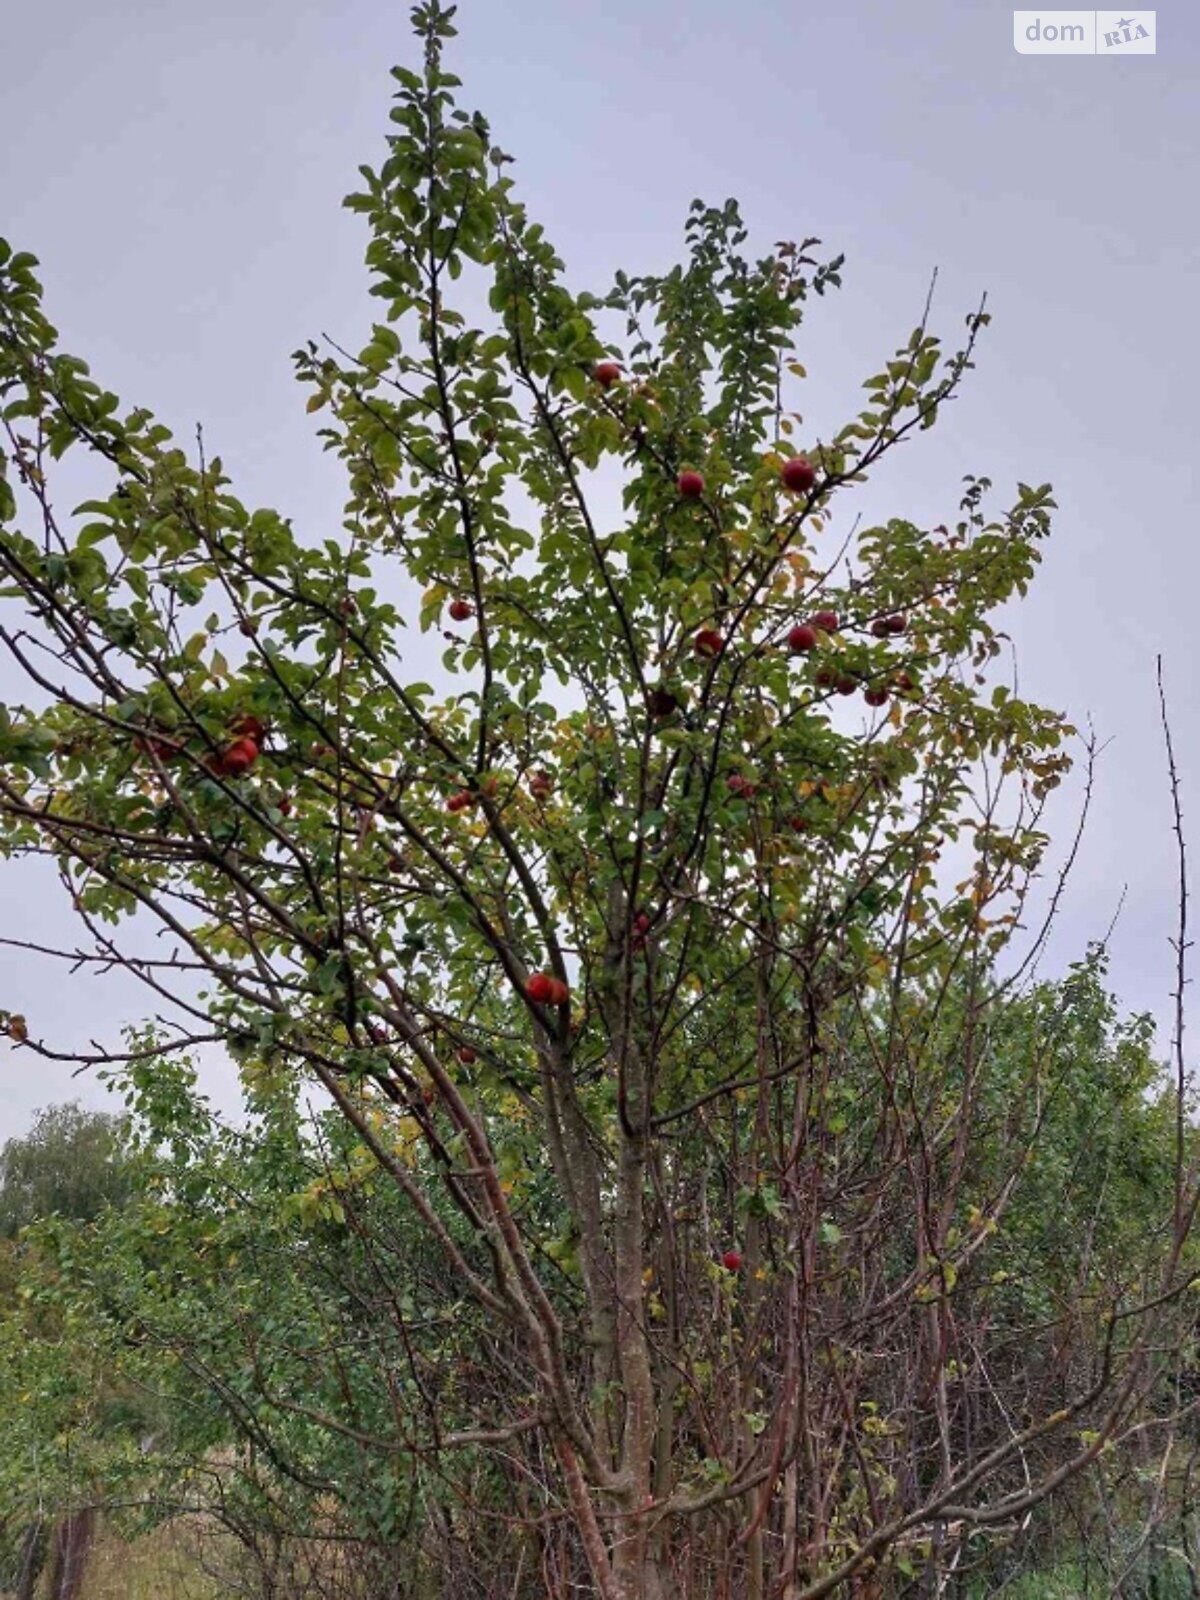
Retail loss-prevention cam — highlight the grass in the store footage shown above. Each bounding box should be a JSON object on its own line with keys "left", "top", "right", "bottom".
{"left": 66, "top": 1523, "right": 224, "bottom": 1600}
{"left": 0, "top": 1519, "right": 224, "bottom": 1600}
{"left": 968, "top": 1547, "right": 1198, "bottom": 1598}
{"left": 8, "top": 1524, "right": 1196, "bottom": 1600}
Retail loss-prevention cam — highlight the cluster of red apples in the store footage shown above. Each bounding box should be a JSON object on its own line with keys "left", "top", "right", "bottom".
{"left": 690, "top": 607, "right": 911, "bottom": 710}
{"left": 445, "top": 360, "right": 915, "bottom": 711}
{"left": 675, "top": 453, "right": 816, "bottom": 503}
{"left": 206, "top": 715, "right": 265, "bottom": 777}
{"left": 604, "top": 360, "right": 825, "bottom": 502}
{"left": 595, "top": 356, "right": 819, "bottom": 502}
{"left": 526, "top": 971, "right": 570, "bottom": 1008}
{"left": 136, "top": 715, "right": 266, "bottom": 779}
{"left": 789, "top": 610, "right": 909, "bottom": 707}
{"left": 135, "top": 714, "right": 265, "bottom": 776}
{"left": 443, "top": 769, "right": 554, "bottom": 816}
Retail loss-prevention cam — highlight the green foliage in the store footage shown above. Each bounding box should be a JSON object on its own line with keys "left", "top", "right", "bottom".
{"left": 0, "top": 1101, "right": 133, "bottom": 1236}
{"left": 2, "top": 955, "right": 1190, "bottom": 1596}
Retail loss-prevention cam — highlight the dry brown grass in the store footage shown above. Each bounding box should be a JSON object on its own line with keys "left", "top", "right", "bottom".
{"left": 0, "top": 1518, "right": 226, "bottom": 1600}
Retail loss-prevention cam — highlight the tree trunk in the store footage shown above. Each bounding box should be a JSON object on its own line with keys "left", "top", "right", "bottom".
{"left": 14, "top": 1517, "right": 47, "bottom": 1600}
{"left": 48, "top": 1508, "right": 95, "bottom": 1600}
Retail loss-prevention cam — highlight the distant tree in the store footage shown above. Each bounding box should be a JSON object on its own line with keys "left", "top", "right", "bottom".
{"left": 0, "top": 1102, "right": 132, "bottom": 1237}
{"left": 0, "top": 1104, "right": 135, "bottom": 1598}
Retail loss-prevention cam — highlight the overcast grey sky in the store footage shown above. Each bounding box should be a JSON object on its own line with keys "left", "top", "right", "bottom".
{"left": 1, "top": 2, "right": 1197, "bottom": 1140}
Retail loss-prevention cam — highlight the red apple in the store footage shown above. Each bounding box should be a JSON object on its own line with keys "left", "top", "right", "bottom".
{"left": 233, "top": 715, "right": 266, "bottom": 743}
{"left": 221, "top": 737, "right": 260, "bottom": 776}
{"left": 871, "top": 618, "right": 891, "bottom": 639}
{"left": 546, "top": 977, "right": 570, "bottom": 1007}
{"left": 893, "top": 672, "right": 918, "bottom": 695}
{"left": 634, "top": 912, "right": 652, "bottom": 935}
{"left": 457, "top": 1045, "right": 477, "bottom": 1065}
{"left": 721, "top": 1249, "right": 743, "bottom": 1272}
{"left": 530, "top": 771, "right": 554, "bottom": 800}
{"left": 727, "top": 774, "right": 757, "bottom": 799}
{"left": 526, "top": 972, "right": 555, "bottom": 1004}
{"left": 694, "top": 628, "right": 724, "bottom": 658}
{"left": 780, "top": 457, "right": 816, "bottom": 494}
{"left": 677, "top": 470, "right": 705, "bottom": 500}
{"left": 446, "top": 790, "right": 474, "bottom": 813}
{"left": 835, "top": 675, "right": 858, "bottom": 697}
{"left": 787, "top": 624, "right": 817, "bottom": 654}
{"left": 788, "top": 815, "right": 809, "bottom": 833}
{"left": 886, "top": 613, "right": 907, "bottom": 635}
{"left": 648, "top": 687, "right": 681, "bottom": 719}
{"left": 448, "top": 599, "right": 474, "bottom": 623}
{"left": 810, "top": 610, "right": 840, "bottom": 634}
{"left": 864, "top": 687, "right": 889, "bottom": 708}
{"left": 594, "top": 361, "right": 622, "bottom": 387}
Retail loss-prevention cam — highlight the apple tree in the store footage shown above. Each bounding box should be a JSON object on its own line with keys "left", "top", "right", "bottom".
{"left": 1, "top": 6, "right": 1195, "bottom": 1597}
